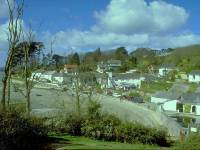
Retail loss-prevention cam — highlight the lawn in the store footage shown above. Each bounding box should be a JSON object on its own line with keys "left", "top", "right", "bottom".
{"left": 49, "top": 135, "right": 160, "bottom": 150}
{"left": 140, "top": 81, "right": 173, "bottom": 93}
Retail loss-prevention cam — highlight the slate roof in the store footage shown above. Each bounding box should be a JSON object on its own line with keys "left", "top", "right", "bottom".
{"left": 107, "top": 60, "right": 121, "bottom": 65}
{"left": 160, "top": 64, "right": 175, "bottom": 68}
{"left": 152, "top": 91, "right": 181, "bottom": 100}
{"left": 181, "top": 93, "right": 200, "bottom": 105}
{"left": 112, "top": 73, "right": 141, "bottom": 80}
{"left": 189, "top": 70, "right": 200, "bottom": 75}
{"left": 52, "top": 73, "right": 69, "bottom": 77}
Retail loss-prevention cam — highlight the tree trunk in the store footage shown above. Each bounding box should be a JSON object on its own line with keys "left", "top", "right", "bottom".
{"left": 1, "top": 75, "right": 8, "bottom": 110}
{"left": 7, "top": 72, "right": 11, "bottom": 107}
{"left": 26, "top": 90, "right": 31, "bottom": 116}
{"left": 76, "top": 89, "right": 80, "bottom": 116}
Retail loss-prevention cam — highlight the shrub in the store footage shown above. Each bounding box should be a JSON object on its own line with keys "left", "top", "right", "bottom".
{"left": 176, "top": 134, "right": 200, "bottom": 150}
{"left": 60, "top": 100, "right": 171, "bottom": 147}
{"left": 0, "top": 110, "right": 48, "bottom": 150}
{"left": 64, "top": 113, "right": 85, "bottom": 136}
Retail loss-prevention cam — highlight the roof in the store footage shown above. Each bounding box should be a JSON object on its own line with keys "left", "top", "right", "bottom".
{"left": 189, "top": 70, "right": 200, "bottom": 75}
{"left": 43, "top": 71, "right": 56, "bottom": 75}
{"left": 64, "top": 64, "right": 78, "bottom": 69}
{"left": 52, "top": 73, "right": 69, "bottom": 77}
{"left": 159, "top": 64, "right": 175, "bottom": 69}
{"left": 107, "top": 60, "right": 121, "bottom": 65}
{"left": 181, "top": 93, "right": 200, "bottom": 105}
{"left": 152, "top": 91, "right": 181, "bottom": 100}
{"left": 112, "top": 73, "right": 141, "bottom": 80}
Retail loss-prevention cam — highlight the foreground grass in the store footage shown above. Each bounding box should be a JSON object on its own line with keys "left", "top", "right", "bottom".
{"left": 49, "top": 135, "right": 160, "bottom": 150}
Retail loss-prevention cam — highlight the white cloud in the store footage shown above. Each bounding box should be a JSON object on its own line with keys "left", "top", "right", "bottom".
{"left": 40, "top": 30, "right": 149, "bottom": 52}
{"left": 95, "top": 0, "right": 189, "bottom": 34}
{"left": 150, "top": 33, "right": 200, "bottom": 48}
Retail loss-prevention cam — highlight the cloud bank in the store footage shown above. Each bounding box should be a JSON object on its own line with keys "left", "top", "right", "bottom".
{"left": 40, "top": 0, "right": 200, "bottom": 52}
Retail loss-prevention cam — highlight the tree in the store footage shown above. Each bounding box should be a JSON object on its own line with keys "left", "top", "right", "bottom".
{"left": 68, "top": 52, "right": 80, "bottom": 65}
{"left": 1, "top": 0, "right": 24, "bottom": 110}
{"left": 115, "top": 47, "right": 128, "bottom": 61}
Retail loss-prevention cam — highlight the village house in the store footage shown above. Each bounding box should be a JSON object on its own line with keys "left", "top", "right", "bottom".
{"left": 177, "top": 93, "right": 200, "bottom": 115}
{"left": 107, "top": 72, "right": 145, "bottom": 89}
{"left": 31, "top": 71, "right": 43, "bottom": 80}
{"left": 96, "top": 60, "right": 121, "bottom": 73}
{"left": 31, "top": 71, "right": 56, "bottom": 82}
{"left": 188, "top": 70, "right": 200, "bottom": 83}
{"left": 96, "top": 62, "right": 107, "bottom": 73}
{"left": 64, "top": 64, "right": 78, "bottom": 73}
{"left": 158, "top": 64, "right": 177, "bottom": 77}
{"left": 151, "top": 91, "right": 181, "bottom": 112}
{"left": 40, "top": 71, "right": 56, "bottom": 82}
{"left": 52, "top": 73, "right": 72, "bottom": 84}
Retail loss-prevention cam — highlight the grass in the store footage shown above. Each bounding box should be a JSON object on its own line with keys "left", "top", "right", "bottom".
{"left": 188, "top": 83, "right": 198, "bottom": 93}
{"left": 140, "top": 81, "right": 173, "bottom": 93}
{"left": 49, "top": 135, "right": 160, "bottom": 150}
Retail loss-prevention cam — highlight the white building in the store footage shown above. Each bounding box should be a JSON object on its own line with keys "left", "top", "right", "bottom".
{"left": 52, "top": 73, "right": 71, "bottom": 84}
{"left": 40, "top": 71, "right": 56, "bottom": 82}
{"left": 151, "top": 91, "right": 181, "bottom": 111}
{"left": 158, "top": 64, "right": 177, "bottom": 76}
{"left": 179, "top": 93, "right": 200, "bottom": 115}
{"left": 188, "top": 70, "right": 200, "bottom": 83}
{"left": 107, "top": 72, "right": 145, "bottom": 89}
{"left": 96, "top": 60, "right": 121, "bottom": 73}
{"left": 31, "top": 71, "right": 43, "bottom": 80}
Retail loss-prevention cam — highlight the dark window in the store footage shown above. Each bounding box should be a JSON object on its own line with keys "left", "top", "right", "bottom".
{"left": 193, "top": 75, "right": 195, "bottom": 80}
{"left": 192, "top": 106, "right": 196, "bottom": 113}
{"left": 177, "top": 103, "right": 183, "bottom": 112}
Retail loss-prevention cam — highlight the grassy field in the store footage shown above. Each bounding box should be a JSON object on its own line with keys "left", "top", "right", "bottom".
{"left": 49, "top": 135, "right": 160, "bottom": 150}
{"left": 140, "top": 81, "right": 173, "bottom": 93}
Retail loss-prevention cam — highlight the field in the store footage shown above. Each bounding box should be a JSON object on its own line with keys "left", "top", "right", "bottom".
{"left": 49, "top": 135, "right": 160, "bottom": 150}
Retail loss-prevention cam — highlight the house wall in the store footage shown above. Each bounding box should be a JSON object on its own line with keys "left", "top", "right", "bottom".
{"left": 53, "top": 76, "right": 64, "bottom": 83}
{"left": 196, "top": 105, "right": 200, "bottom": 115}
{"left": 41, "top": 74, "right": 53, "bottom": 81}
{"left": 151, "top": 97, "right": 167, "bottom": 103}
{"left": 188, "top": 74, "right": 200, "bottom": 83}
{"left": 114, "top": 78, "right": 142, "bottom": 88}
{"left": 163, "top": 100, "right": 177, "bottom": 111}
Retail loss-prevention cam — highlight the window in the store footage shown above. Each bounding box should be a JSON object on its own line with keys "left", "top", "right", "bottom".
{"left": 192, "top": 106, "right": 196, "bottom": 113}
{"left": 193, "top": 75, "right": 195, "bottom": 80}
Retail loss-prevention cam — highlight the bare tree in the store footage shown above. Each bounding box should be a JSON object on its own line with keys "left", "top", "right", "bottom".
{"left": 73, "top": 73, "right": 81, "bottom": 116}
{"left": 1, "top": 0, "right": 24, "bottom": 110}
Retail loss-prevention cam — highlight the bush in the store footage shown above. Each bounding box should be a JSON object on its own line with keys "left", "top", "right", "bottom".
{"left": 59, "top": 100, "right": 171, "bottom": 147}
{"left": 0, "top": 110, "right": 48, "bottom": 150}
{"left": 64, "top": 113, "right": 85, "bottom": 136}
{"left": 176, "top": 134, "right": 200, "bottom": 150}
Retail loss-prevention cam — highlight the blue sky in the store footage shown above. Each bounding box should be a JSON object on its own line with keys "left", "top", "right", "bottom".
{"left": 0, "top": 0, "right": 200, "bottom": 66}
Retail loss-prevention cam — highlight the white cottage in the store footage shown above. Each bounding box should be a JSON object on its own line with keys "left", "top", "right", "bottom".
{"left": 179, "top": 93, "right": 200, "bottom": 115}
{"left": 31, "top": 71, "right": 43, "bottom": 80}
{"left": 52, "top": 73, "right": 71, "bottom": 84}
{"left": 40, "top": 71, "right": 56, "bottom": 82}
{"left": 107, "top": 72, "right": 145, "bottom": 89}
{"left": 188, "top": 70, "right": 200, "bottom": 83}
{"left": 158, "top": 64, "right": 177, "bottom": 76}
{"left": 151, "top": 91, "right": 181, "bottom": 111}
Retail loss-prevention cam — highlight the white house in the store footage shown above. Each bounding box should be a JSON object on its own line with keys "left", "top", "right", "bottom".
{"left": 188, "top": 70, "right": 200, "bottom": 83}
{"left": 107, "top": 72, "right": 145, "bottom": 89}
{"left": 31, "top": 71, "right": 43, "bottom": 80}
{"left": 158, "top": 64, "right": 177, "bottom": 76}
{"left": 96, "top": 60, "right": 121, "bottom": 73}
{"left": 178, "top": 93, "right": 200, "bottom": 115}
{"left": 52, "top": 73, "right": 71, "bottom": 84}
{"left": 40, "top": 71, "right": 56, "bottom": 82}
{"left": 151, "top": 91, "right": 181, "bottom": 111}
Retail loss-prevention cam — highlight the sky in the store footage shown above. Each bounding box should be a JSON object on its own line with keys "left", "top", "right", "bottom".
{"left": 0, "top": 0, "right": 200, "bottom": 66}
